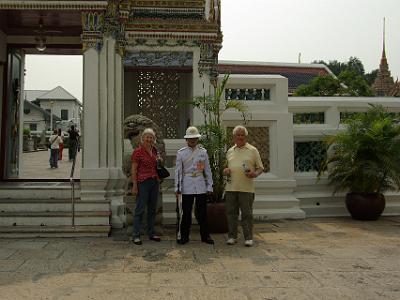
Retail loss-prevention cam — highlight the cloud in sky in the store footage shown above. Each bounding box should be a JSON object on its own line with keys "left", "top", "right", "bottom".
{"left": 220, "top": 0, "right": 400, "bottom": 77}
{"left": 24, "top": 55, "right": 82, "bottom": 102}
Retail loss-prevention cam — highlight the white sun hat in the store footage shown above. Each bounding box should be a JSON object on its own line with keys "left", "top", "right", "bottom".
{"left": 184, "top": 126, "right": 201, "bottom": 139}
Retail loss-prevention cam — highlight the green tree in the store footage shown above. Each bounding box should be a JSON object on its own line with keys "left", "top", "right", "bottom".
{"left": 313, "top": 57, "right": 371, "bottom": 81}
{"left": 294, "top": 75, "right": 342, "bottom": 96}
{"left": 346, "top": 56, "right": 365, "bottom": 76}
{"left": 313, "top": 59, "right": 347, "bottom": 76}
{"left": 298, "top": 57, "right": 374, "bottom": 97}
{"left": 338, "top": 70, "right": 373, "bottom": 96}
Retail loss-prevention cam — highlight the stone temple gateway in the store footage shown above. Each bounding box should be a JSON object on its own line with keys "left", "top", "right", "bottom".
{"left": 79, "top": 1, "right": 223, "bottom": 229}
{"left": 0, "top": 1, "right": 399, "bottom": 236}
{"left": 0, "top": 0, "right": 226, "bottom": 235}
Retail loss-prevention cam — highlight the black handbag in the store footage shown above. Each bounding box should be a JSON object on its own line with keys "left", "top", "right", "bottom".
{"left": 156, "top": 166, "right": 170, "bottom": 179}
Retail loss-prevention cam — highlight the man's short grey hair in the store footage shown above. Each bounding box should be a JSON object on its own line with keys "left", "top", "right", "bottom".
{"left": 141, "top": 128, "right": 156, "bottom": 142}
{"left": 232, "top": 125, "right": 248, "bottom": 136}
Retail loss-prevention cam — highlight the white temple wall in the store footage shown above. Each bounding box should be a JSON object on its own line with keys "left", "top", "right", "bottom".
{"left": 289, "top": 97, "right": 400, "bottom": 217}
{"left": 161, "top": 76, "right": 400, "bottom": 222}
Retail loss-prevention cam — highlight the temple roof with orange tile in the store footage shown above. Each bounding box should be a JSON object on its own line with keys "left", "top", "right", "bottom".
{"left": 218, "top": 61, "right": 334, "bottom": 95}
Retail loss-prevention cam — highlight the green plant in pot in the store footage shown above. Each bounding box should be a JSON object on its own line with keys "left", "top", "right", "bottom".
{"left": 23, "top": 128, "right": 31, "bottom": 138}
{"left": 318, "top": 104, "right": 400, "bottom": 220}
{"left": 189, "top": 74, "right": 247, "bottom": 231}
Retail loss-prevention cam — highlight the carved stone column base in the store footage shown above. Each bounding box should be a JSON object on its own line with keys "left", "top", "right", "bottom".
{"left": 80, "top": 168, "right": 126, "bottom": 228}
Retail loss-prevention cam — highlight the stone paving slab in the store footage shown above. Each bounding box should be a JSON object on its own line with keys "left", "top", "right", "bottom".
{"left": 20, "top": 149, "right": 81, "bottom": 179}
{"left": 0, "top": 217, "right": 399, "bottom": 300}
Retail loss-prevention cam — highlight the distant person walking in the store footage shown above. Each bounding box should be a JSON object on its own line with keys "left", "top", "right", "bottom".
{"left": 223, "top": 125, "right": 264, "bottom": 247}
{"left": 49, "top": 129, "right": 62, "bottom": 168}
{"left": 58, "top": 128, "right": 64, "bottom": 160}
{"left": 68, "top": 125, "right": 79, "bottom": 161}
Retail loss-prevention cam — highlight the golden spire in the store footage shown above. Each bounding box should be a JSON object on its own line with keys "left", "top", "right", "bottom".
{"left": 372, "top": 17, "right": 394, "bottom": 96}
{"left": 382, "top": 17, "right": 386, "bottom": 59}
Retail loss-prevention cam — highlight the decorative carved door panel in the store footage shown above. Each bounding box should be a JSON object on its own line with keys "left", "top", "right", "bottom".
{"left": 137, "top": 71, "right": 180, "bottom": 139}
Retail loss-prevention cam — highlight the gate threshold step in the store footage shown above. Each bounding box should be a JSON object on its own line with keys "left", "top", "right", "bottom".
{"left": 0, "top": 211, "right": 111, "bottom": 217}
{"left": 0, "top": 225, "right": 110, "bottom": 238}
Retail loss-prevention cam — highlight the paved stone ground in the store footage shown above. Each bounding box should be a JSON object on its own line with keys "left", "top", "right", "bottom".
{"left": 20, "top": 149, "right": 81, "bottom": 179}
{"left": 0, "top": 217, "right": 399, "bottom": 300}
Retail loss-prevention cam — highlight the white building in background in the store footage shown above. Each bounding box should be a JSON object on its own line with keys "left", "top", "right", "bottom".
{"left": 23, "top": 99, "right": 60, "bottom": 133}
{"left": 24, "top": 86, "right": 82, "bottom": 132}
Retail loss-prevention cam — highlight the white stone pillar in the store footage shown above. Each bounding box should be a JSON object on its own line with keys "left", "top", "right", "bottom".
{"left": 81, "top": 36, "right": 125, "bottom": 228}
{"left": 191, "top": 47, "right": 213, "bottom": 125}
{"left": 82, "top": 47, "right": 100, "bottom": 169}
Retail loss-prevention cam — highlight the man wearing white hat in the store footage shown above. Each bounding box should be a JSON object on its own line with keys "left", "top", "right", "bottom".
{"left": 175, "top": 126, "right": 214, "bottom": 245}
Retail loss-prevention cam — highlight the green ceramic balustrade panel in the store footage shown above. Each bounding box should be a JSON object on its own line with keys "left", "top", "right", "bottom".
{"left": 294, "top": 141, "right": 326, "bottom": 172}
{"left": 225, "top": 88, "right": 270, "bottom": 101}
{"left": 293, "top": 112, "right": 325, "bottom": 124}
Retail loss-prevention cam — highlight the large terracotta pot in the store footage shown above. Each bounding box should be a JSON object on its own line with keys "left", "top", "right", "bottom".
{"left": 207, "top": 202, "right": 229, "bottom": 233}
{"left": 345, "top": 192, "right": 385, "bottom": 220}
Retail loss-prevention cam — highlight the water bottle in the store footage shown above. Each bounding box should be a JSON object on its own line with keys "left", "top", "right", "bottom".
{"left": 242, "top": 163, "right": 250, "bottom": 174}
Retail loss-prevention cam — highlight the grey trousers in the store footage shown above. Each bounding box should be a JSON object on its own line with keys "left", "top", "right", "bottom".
{"left": 225, "top": 191, "right": 255, "bottom": 240}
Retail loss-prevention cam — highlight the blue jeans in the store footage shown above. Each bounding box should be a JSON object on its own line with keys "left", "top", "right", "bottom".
{"left": 50, "top": 149, "right": 59, "bottom": 168}
{"left": 133, "top": 178, "right": 159, "bottom": 239}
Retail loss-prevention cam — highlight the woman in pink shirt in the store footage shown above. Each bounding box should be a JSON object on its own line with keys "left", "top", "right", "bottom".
{"left": 131, "top": 128, "right": 162, "bottom": 245}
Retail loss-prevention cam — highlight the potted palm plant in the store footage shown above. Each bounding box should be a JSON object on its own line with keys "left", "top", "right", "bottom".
{"left": 318, "top": 104, "right": 400, "bottom": 220}
{"left": 23, "top": 128, "right": 34, "bottom": 152}
{"left": 189, "top": 74, "right": 247, "bottom": 232}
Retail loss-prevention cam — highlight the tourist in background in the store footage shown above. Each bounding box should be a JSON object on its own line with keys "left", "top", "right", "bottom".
{"left": 67, "top": 125, "right": 79, "bottom": 161}
{"left": 174, "top": 126, "right": 214, "bottom": 245}
{"left": 49, "top": 129, "right": 62, "bottom": 169}
{"left": 223, "top": 125, "right": 264, "bottom": 247}
{"left": 58, "top": 128, "right": 64, "bottom": 161}
{"left": 131, "top": 128, "right": 162, "bottom": 245}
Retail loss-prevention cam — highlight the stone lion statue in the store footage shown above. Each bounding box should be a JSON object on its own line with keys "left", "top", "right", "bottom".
{"left": 122, "top": 114, "right": 166, "bottom": 194}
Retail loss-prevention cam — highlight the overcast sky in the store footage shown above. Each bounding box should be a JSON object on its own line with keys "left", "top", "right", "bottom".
{"left": 25, "top": 0, "right": 400, "bottom": 102}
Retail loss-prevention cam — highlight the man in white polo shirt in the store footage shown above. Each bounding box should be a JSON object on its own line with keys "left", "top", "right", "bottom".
{"left": 223, "top": 125, "right": 264, "bottom": 247}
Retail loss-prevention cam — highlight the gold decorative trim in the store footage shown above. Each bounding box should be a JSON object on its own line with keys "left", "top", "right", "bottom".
{"left": 130, "top": 0, "right": 205, "bottom": 8}
{"left": 127, "top": 31, "right": 219, "bottom": 40}
{"left": 82, "top": 35, "right": 103, "bottom": 53}
{"left": 0, "top": 1, "right": 107, "bottom": 10}
{"left": 81, "top": 11, "right": 104, "bottom": 53}
{"left": 126, "top": 20, "right": 218, "bottom": 33}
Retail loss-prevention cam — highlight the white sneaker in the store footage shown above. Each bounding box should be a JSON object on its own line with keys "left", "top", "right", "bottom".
{"left": 226, "top": 238, "right": 236, "bottom": 245}
{"left": 244, "top": 240, "right": 253, "bottom": 247}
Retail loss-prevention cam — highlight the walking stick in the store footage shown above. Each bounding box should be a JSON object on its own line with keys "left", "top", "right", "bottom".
{"left": 176, "top": 193, "right": 182, "bottom": 240}
{"left": 176, "top": 171, "right": 183, "bottom": 241}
